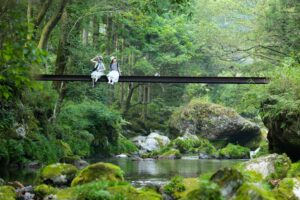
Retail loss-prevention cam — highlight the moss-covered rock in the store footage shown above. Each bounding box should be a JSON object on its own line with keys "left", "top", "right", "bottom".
{"left": 210, "top": 168, "right": 244, "bottom": 198}
{"left": 71, "top": 162, "right": 124, "bottom": 186}
{"left": 38, "top": 163, "right": 78, "bottom": 186}
{"left": 219, "top": 143, "right": 250, "bottom": 159}
{"left": 233, "top": 183, "right": 275, "bottom": 200}
{"left": 0, "top": 186, "right": 16, "bottom": 200}
{"left": 172, "top": 134, "right": 219, "bottom": 158}
{"left": 273, "top": 178, "right": 300, "bottom": 200}
{"left": 163, "top": 176, "right": 186, "bottom": 199}
{"left": 55, "top": 187, "right": 77, "bottom": 200}
{"left": 242, "top": 153, "right": 291, "bottom": 180}
{"left": 182, "top": 180, "right": 222, "bottom": 200}
{"left": 158, "top": 149, "right": 181, "bottom": 159}
{"left": 169, "top": 100, "right": 261, "bottom": 149}
{"left": 287, "top": 161, "right": 300, "bottom": 178}
{"left": 107, "top": 184, "right": 161, "bottom": 200}
{"left": 34, "top": 184, "right": 57, "bottom": 199}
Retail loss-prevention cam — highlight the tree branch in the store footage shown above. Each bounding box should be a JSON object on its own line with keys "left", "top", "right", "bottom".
{"left": 38, "top": 0, "right": 69, "bottom": 49}
{"left": 34, "top": 0, "right": 53, "bottom": 29}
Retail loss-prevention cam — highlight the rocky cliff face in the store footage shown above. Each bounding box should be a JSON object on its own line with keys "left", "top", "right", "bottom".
{"left": 169, "top": 100, "right": 261, "bottom": 149}
{"left": 262, "top": 100, "right": 300, "bottom": 161}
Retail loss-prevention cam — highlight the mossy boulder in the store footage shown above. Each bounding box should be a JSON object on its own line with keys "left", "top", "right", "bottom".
{"left": 182, "top": 180, "right": 222, "bottom": 200}
{"left": 219, "top": 143, "right": 250, "bottom": 159}
{"left": 107, "top": 184, "right": 161, "bottom": 200}
{"left": 234, "top": 183, "right": 275, "bottom": 200}
{"left": 242, "top": 153, "right": 291, "bottom": 180}
{"left": 169, "top": 100, "right": 261, "bottom": 149}
{"left": 273, "top": 178, "right": 300, "bottom": 200}
{"left": 287, "top": 161, "right": 300, "bottom": 178}
{"left": 164, "top": 177, "right": 199, "bottom": 199}
{"left": 71, "top": 162, "right": 124, "bottom": 186}
{"left": 0, "top": 186, "right": 16, "bottom": 200}
{"left": 210, "top": 168, "right": 244, "bottom": 198}
{"left": 38, "top": 163, "right": 78, "bottom": 186}
{"left": 163, "top": 176, "right": 186, "bottom": 199}
{"left": 158, "top": 149, "right": 181, "bottom": 159}
{"left": 34, "top": 184, "right": 57, "bottom": 199}
{"left": 172, "top": 133, "right": 219, "bottom": 158}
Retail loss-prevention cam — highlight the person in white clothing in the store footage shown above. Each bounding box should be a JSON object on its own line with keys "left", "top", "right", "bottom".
{"left": 90, "top": 55, "right": 105, "bottom": 87}
{"left": 107, "top": 56, "right": 121, "bottom": 85}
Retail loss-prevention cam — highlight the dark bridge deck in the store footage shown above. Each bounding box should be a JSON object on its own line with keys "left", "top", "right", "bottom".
{"left": 35, "top": 75, "right": 270, "bottom": 84}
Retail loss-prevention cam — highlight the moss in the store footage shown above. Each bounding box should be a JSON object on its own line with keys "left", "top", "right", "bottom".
{"left": 287, "top": 161, "right": 300, "bottom": 178}
{"left": 234, "top": 183, "right": 275, "bottom": 200}
{"left": 39, "top": 163, "right": 78, "bottom": 184}
{"left": 55, "top": 187, "right": 77, "bottom": 200}
{"left": 172, "top": 136, "right": 218, "bottom": 157}
{"left": 242, "top": 170, "right": 264, "bottom": 183}
{"left": 158, "top": 149, "right": 181, "bottom": 159}
{"left": 273, "top": 178, "right": 296, "bottom": 200}
{"left": 164, "top": 176, "right": 186, "bottom": 198}
{"left": 0, "top": 186, "right": 16, "bottom": 200}
{"left": 219, "top": 143, "right": 250, "bottom": 159}
{"left": 270, "top": 154, "right": 291, "bottom": 179}
{"left": 71, "top": 162, "right": 124, "bottom": 186}
{"left": 181, "top": 180, "right": 222, "bottom": 200}
{"left": 210, "top": 168, "right": 244, "bottom": 198}
{"left": 175, "top": 178, "right": 199, "bottom": 199}
{"left": 107, "top": 184, "right": 161, "bottom": 200}
{"left": 34, "top": 184, "right": 57, "bottom": 198}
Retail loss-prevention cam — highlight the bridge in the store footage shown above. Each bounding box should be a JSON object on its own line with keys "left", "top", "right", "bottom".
{"left": 35, "top": 75, "right": 269, "bottom": 84}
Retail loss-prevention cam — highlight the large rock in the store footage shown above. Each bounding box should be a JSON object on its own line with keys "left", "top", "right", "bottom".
{"left": 132, "top": 132, "right": 170, "bottom": 153}
{"left": 71, "top": 162, "right": 124, "bottom": 186}
{"left": 169, "top": 100, "right": 261, "bottom": 149}
{"left": 210, "top": 168, "right": 244, "bottom": 198}
{"left": 242, "top": 154, "right": 291, "bottom": 179}
{"left": 262, "top": 100, "right": 300, "bottom": 161}
{"left": 274, "top": 178, "right": 300, "bottom": 200}
{"left": 38, "top": 163, "right": 78, "bottom": 186}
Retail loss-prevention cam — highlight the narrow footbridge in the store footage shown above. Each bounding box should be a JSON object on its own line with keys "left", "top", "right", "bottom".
{"left": 35, "top": 75, "right": 270, "bottom": 84}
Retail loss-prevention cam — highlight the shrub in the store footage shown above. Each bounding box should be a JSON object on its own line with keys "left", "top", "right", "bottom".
{"left": 219, "top": 143, "right": 250, "bottom": 159}
{"left": 164, "top": 176, "right": 186, "bottom": 196}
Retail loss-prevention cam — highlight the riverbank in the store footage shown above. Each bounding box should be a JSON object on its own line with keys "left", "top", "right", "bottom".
{"left": 1, "top": 153, "right": 298, "bottom": 200}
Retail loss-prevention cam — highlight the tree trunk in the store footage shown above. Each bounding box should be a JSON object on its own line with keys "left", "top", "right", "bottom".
{"left": 27, "top": 0, "right": 33, "bottom": 39}
{"left": 34, "top": 0, "right": 53, "bottom": 29}
{"left": 38, "top": 0, "right": 69, "bottom": 49}
{"left": 50, "top": 9, "right": 70, "bottom": 121}
{"left": 50, "top": 82, "right": 65, "bottom": 123}
{"left": 123, "top": 83, "right": 139, "bottom": 116}
{"left": 82, "top": 27, "right": 88, "bottom": 46}
{"left": 106, "top": 14, "right": 113, "bottom": 54}
{"left": 92, "top": 16, "right": 99, "bottom": 47}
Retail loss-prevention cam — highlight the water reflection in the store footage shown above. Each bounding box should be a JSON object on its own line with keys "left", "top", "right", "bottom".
{"left": 98, "top": 158, "right": 242, "bottom": 182}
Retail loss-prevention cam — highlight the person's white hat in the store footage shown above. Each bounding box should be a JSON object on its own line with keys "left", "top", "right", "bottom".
{"left": 110, "top": 56, "right": 116, "bottom": 61}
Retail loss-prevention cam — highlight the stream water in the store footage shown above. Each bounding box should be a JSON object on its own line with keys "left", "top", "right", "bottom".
{"left": 0, "top": 156, "right": 242, "bottom": 187}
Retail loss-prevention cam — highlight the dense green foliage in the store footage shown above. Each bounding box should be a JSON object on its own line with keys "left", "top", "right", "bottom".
{"left": 1, "top": 0, "right": 300, "bottom": 170}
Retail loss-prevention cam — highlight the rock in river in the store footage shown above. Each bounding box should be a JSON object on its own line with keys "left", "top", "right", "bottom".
{"left": 38, "top": 163, "right": 78, "bottom": 186}
{"left": 169, "top": 100, "right": 261, "bottom": 149}
{"left": 132, "top": 132, "right": 170, "bottom": 153}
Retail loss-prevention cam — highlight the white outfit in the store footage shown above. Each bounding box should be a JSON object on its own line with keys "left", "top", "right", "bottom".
{"left": 91, "top": 62, "right": 105, "bottom": 82}
{"left": 107, "top": 71, "right": 119, "bottom": 84}
{"left": 107, "top": 62, "right": 120, "bottom": 85}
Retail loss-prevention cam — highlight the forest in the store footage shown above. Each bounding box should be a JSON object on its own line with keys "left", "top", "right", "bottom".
{"left": 1, "top": 0, "right": 300, "bottom": 199}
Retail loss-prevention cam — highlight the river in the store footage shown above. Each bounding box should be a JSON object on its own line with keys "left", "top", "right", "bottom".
{"left": 0, "top": 156, "right": 242, "bottom": 186}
